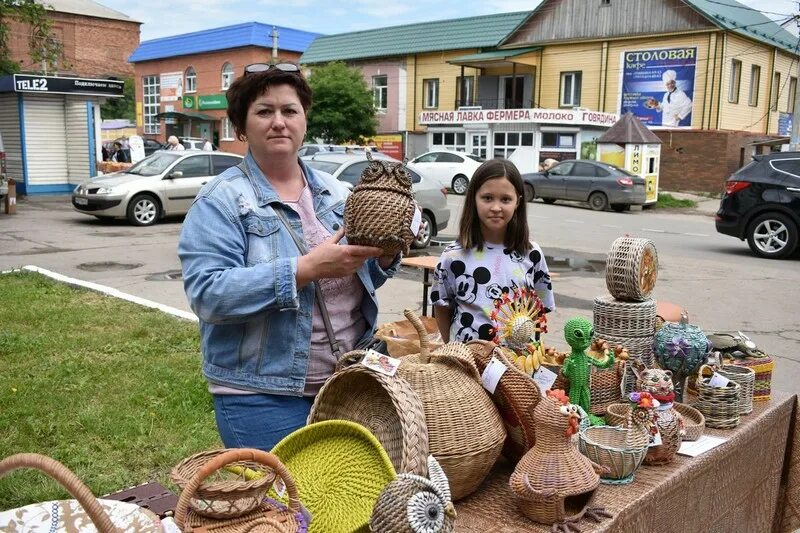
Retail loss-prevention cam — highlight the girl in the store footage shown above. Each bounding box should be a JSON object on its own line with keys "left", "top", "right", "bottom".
{"left": 430, "top": 158, "right": 555, "bottom": 343}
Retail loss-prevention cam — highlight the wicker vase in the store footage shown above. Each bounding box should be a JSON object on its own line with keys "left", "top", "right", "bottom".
{"left": 398, "top": 310, "right": 506, "bottom": 501}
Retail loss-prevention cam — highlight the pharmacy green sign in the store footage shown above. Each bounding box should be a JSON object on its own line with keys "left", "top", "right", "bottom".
{"left": 182, "top": 95, "right": 195, "bottom": 109}
{"left": 198, "top": 94, "right": 228, "bottom": 110}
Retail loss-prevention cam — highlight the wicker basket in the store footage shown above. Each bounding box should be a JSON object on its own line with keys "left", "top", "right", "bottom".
{"left": 398, "top": 310, "right": 506, "bottom": 501}
{"left": 594, "top": 333, "right": 655, "bottom": 368}
{"left": 578, "top": 426, "right": 648, "bottom": 484}
{"left": 171, "top": 449, "right": 278, "bottom": 519}
{"left": 731, "top": 355, "right": 774, "bottom": 401}
{"left": 605, "top": 237, "right": 659, "bottom": 302}
{"left": 173, "top": 449, "right": 306, "bottom": 533}
{"left": 588, "top": 361, "right": 626, "bottom": 416}
{"left": 692, "top": 363, "right": 755, "bottom": 416}
{"left": 673, "top": 402, "right": 705, "bottom": 441}
{"left": 467, "top": 339, "right": 541, "bottom": 463}
{"left": 593, "top": 296, "right": 657, "bottom": 338}
{"left": 695, "top": 364, "right": 741, "bottom": 429}
{"left": 308, "top": 357, "right": 429, "bottom": 476}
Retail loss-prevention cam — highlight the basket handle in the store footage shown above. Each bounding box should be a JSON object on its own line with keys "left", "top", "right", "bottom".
{"left": 174, "top": 449, "right": 301, "bottom": 529}
{"left": 0, "top": 453, "right": 118, "bottom": 533}
{"left": 403, "top": 309, "right": 430, "bottom": 363}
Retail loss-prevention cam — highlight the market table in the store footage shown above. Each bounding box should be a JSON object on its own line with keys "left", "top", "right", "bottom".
{"left": 454, "top": 391, "right": 800, "bottom": 532}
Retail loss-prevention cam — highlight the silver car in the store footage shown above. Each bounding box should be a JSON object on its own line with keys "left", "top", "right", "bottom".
{"left": 72, "top": 151, "right": 243, "bottom": 225}
{"left": 301, "top": 152, "right": 450, "bottom": 248}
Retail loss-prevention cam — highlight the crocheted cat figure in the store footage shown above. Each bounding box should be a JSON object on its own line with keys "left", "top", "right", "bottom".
{"left": 561, "top": 317, "right": 615, "bottom": 426}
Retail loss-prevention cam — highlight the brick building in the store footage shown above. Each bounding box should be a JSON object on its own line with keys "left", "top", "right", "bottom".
{"left": 6, "top": 0, "right": 140, "bottom": 78}
{"left": 129, "top": 23, "right": 320, "bottom": 153}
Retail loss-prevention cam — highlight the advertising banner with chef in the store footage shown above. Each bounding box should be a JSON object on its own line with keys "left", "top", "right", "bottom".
{"left": 619, "top": 46, "right": 697, "bottom": 128}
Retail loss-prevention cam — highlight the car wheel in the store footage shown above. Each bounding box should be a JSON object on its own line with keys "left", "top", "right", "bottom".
{"left": 126, "top": 194, "right": 161, "bottom": 226}
{"left": 611, "top": 204, "right": 630, "bottom": 212}
{"left": 524, "top": 184, "right": 535, "bottom": 203}
{"left": 746, "top": 212, "right": 798, "bottom": 259}
{"left": 452, "top": 175, "right": 469, "bottom": 195}
{"left": 589, "top": 192, "right": 609, "bottom": 211}
{"left": 412, "top": 212, "right": 433, "bottom": 249}
{"left": 542, "top": 198, "right": 557, "bottom": 205}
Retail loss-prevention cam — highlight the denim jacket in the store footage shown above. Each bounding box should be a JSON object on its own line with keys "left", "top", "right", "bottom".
{"left": 178, "top": 152, "right": 398, "bottom": 395}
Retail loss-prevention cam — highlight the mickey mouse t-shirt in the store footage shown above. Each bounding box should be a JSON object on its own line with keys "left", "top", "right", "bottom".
{"left": 430, "top": 241, "right": 555, "bottom": 343}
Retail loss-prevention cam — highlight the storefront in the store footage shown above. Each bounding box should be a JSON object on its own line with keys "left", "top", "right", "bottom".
{"left": 0, "top": 74, "right": 124, "bottom": 195}
{"left": 417, "top": 108, "right": 619, "bottom": 172}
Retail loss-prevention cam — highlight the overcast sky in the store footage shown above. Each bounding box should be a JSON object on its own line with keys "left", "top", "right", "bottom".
{"left": 95, "top": 0, "right": 798, "bottom": 42}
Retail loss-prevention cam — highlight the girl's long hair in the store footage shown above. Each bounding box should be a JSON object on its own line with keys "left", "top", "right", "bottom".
{"left": 458, "top": 158, "right": 530, "bottom": 254}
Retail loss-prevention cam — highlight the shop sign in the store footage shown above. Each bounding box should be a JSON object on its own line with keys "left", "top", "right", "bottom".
{"left": 160, "top": 72, "right": 183, "bottom": 102}
{"left": 419, "top": 108, "right": 618, "bottom": 127}
{"left": 368, "top": 134, "right": 404, "bottom": 160}
{"left": 779, "top": 112, "right": 792, "bottom": 136}
{"left": 183, "top": 95, "right": 196, "bottom": 109}
{"left": 12, "top": 74, "right": 124, "bottom": 97}
{"left": 198, "top": 94, "right": 228, "bottom": 110}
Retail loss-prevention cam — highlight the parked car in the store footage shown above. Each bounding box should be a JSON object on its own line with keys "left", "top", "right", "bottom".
{"left": 142, "top": 138, "right": 164, "bottom": 156}
{"left": 301, "top": 152, "right": 450, "bottom": 248}
{"left": 522, "top": 159, "right": 646, "bottom": 211}
{"left": 406, "top": 149, "right": 484, "bottom": 194}
{"left": 298, "top": 144, "right": 379, "bottom": 157}
{"left": 181, "top": 137, "right": 218, "bottom": 151}
{"left": 72, "top": 151, "right": 243, "bottom": 226}
{"left": 715, "top": 152, "right": 800, "bottom": 259}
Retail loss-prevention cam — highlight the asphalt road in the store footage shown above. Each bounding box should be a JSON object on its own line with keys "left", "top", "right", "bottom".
{"left": 1, "top": 194, "right": 798, "bottom": 394}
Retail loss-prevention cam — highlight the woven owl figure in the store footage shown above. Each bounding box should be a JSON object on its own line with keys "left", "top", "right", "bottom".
{"left": 344, "top": 152, "right": 417, "bottom": 256}
{"left": 370, "top": 456, "right": 456, "bottom": 533}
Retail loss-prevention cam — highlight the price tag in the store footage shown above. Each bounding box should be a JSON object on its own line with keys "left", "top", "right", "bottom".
{"left": 709, "top": 372, "right": 731, "bottom": 388}
{"left": 481, "top": 356, "right": 507, "bottom": 394}
{"left": 274, "top": 476, "right": 286, "bottom": 498}
{"left": 361, "top": 350, "right": 401, "bottom": 376}
{"left": 409, "top": 203, "right": 422, "bottom": 236}
{"left": 533, "top": 366, "right": 558, "bottom": 396}
{"left": 649, "top": 428, "right": 663, "bottom": 447}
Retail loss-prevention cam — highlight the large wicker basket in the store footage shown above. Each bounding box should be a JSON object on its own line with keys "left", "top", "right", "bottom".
{"left": 308, "top": 356, "right": 429, "bottom": 476}
{"left": 398, "top": 310, "right": 506, "bottom": 501}
{"left": 578, "top": 426, "right": 648, "bottom": 484}
{"left": 593, "top": 295, "right": 657, "bottom": 338}
{"left": 605, "top": 237, "right": 658, "bottom": 302}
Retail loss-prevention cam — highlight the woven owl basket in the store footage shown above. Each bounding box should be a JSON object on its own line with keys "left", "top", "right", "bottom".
{"left": 344, "top": 153, "right": 417, "bottom": 256}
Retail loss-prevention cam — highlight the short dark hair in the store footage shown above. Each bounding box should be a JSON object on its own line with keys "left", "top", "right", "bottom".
{"left": 225, "top": 64, "right": 312, "bottom": 142}
{"left": 458, "top": 158, "right": 530, "bottom": 254}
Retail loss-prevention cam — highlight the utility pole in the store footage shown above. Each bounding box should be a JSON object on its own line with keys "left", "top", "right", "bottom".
{"left": 792, "top": 9, "right": 800, "bottom": 150}
{"left": 271, "top": 26, "right": 279, "bottom": 61}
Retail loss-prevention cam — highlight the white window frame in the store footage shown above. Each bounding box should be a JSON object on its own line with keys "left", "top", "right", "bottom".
{"left": 372, "top": 75, "right": 388, "bottom": 112}
{"left": 424, "top": 79, "right": 439, "bottom": 109}
{"left": 221, "top": 117, "right": 235, "bottom": 141}
{"left": 729, "top": 59, "right": 741, "bottom": 103}
{"left": 457, "top": 76, "right": 475, "bottom": 107}
{"left": 430, "top": 130, "right": 466, "bottom": 151}
{"left": 560, "top": 71, "right": 581, "bottom": 107}
{"left": 749, "top": 64, "right": 760, "bottom": 107}
{"left": 185, "top": 66, "right": 197, "bottom": 93}
{"left": 221, "top": 63, "right": 234, "bottom": 90}
{"left": 143, "top": 75, "right": 160, "bottom": 135}
{"left": 493, "top": 131, "right": 535, "bottom": 158}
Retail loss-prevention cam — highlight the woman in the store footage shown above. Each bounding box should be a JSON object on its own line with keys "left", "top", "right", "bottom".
{"left": 178, "top": 63, "right": 399, "bottom": 451}
{"left": 166, "top": 135, "right": 185, "bottom": 151}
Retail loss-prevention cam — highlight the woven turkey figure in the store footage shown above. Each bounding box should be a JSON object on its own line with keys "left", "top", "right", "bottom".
{"left": 370, "top": 456, "right": 456, "bottom": 533}
{"left": 344, "top": 152, "right": 417, "bottom": 256}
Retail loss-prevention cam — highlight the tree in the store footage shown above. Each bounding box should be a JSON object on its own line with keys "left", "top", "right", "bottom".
{"left": 0, "top": 0, "right": 64, "bottom": 75}
{"left": 100, "top": 76, "right": 135, "bottom": 121}
{"left": 307, "top": 62, "right": 377, "bottom": 144}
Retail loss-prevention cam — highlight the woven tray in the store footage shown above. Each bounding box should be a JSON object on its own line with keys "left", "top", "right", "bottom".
{"left": 308, "top": 356, "right": 429, "bottom": 476}
{"left": 593, "top": 296, "right": 657, "bottom": 338}
{"left": 605, "top": 237, "right": 658, "bottom": 302}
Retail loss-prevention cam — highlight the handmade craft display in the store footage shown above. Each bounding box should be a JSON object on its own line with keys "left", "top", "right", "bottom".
{"left": 562, "top": 317, "right": 616, "bottom": 426}
{"left": 489, "top": 286, "right": 549, "bottom": 375}
{"left": 652, "top": 312, "right": 711, "bottom": 402}
{"left": 632, "top": 365, "right": 685, "bottom": 465}
{"left": 344, "top": 152, "right": 418, "bottom": 256}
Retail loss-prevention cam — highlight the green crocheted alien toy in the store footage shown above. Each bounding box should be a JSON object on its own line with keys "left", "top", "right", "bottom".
{"left": 562, "top": 316, "right": 615, "bottom": 426}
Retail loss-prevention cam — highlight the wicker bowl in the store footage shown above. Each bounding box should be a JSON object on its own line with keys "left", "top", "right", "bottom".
{"left": 171, "top": 449, "right": 277, "bottom": 519}
{"left": 578, "top": 426, "right": 648, "bottom": 483}
{"left": 673, "top": 402, "right": 705, "bottom": 441}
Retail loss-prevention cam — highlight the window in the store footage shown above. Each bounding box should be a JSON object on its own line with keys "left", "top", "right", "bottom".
{"left": 339, "top": 162, "right": 369, "bottom": 187}
{"left": 436, "top": 153, "right": 464, "bottom": 163}
{"left": 431, "top": 131, "right": 466, "bottom": 151}
{"left": 221, "top": 117, "right": 235, "bottom": 141}
{"left": 493, "top": 131, "right": 534, "bottom": 158}
{"left": 541, "top": 132, "right": 575, "bottom": 149}
{"left": 548, "top": 162, "right": 574, "bottom": 176}
{"left": 142, "top": 75, "right": 160, "bottom": 135}
{"left": 372, "top": 75, "right": 388, "bottom": 111}
{"left": 560, "top": 72, "right": 581, "bottom": 107}
{"left": 221, "top": 63, "right": 234, "bottom": 90}
{"left": 770, "top": 159, "right": 800, "bottom": 178}
{"left": 456, "top": 76, "right": 475, "bottom": 106}
{"left": 749, "top": 65, "right": 761, "bottom": 107}
{"left": 172, "top": 155, "right": 210, "bottom": 178}
{"left": 424, "top": 79, "right": 439, "bottom": 108}
{"left": 729, "top": 60, "right": 741, "bottom": 103}
{"left": 789, "top": 77, "right": 797, "bottom": 113}
{"left": 212, "top": 155, "right": 242, "bottom": 174}
{"left": 185, "top": 67, "right": 197, "bottom": 93}
{"left": 772, "top": 73, "right": 781, "bottom": 111}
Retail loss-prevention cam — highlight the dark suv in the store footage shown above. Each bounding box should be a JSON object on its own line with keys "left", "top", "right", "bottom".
{"left": 715, "top": 152, "right": 800, "bottom": 259}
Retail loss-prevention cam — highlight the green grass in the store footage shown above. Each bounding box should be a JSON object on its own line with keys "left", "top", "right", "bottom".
{"left": 0, "top": 271, "right": 220, "bottom": 509}
{"left": 656, "top": 193, "right": 697, "bottom": 209}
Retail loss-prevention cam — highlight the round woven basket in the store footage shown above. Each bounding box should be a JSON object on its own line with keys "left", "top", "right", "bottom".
{"left": 606, "top": 401, "right": 704, "bottom": 442}
{"left": 593, "top": 296, "right": 657, "bottom": 337}
{"left": 606, "top": 237, "right": 658, "bottom": 302}
{"left": 171, "top": 449, "right": 278, "bottom": 519}
{"left": 695, "top": 364, "right": 742, "bottom": 429}
{"left": 308, "top": 357, "right": 429, "bottom": 476}
{"left": 578, "top": 426, "right": 648, "bottom": 483}
{"left": 398, "top": 310, "right": 506, "bottom": 501}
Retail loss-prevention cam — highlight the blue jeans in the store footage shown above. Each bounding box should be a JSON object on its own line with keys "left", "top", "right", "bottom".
{"left": 213, "top": 393, "right": 314, "bottom": 451}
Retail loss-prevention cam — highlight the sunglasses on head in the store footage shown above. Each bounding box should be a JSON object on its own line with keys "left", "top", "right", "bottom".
{"left": 244, "top": 63, "right": 301, "bottom": 75}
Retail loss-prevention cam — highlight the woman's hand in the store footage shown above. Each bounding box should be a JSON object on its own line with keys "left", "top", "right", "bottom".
{"left": 296, "top": 228, "right": 382, "bottom": 288}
